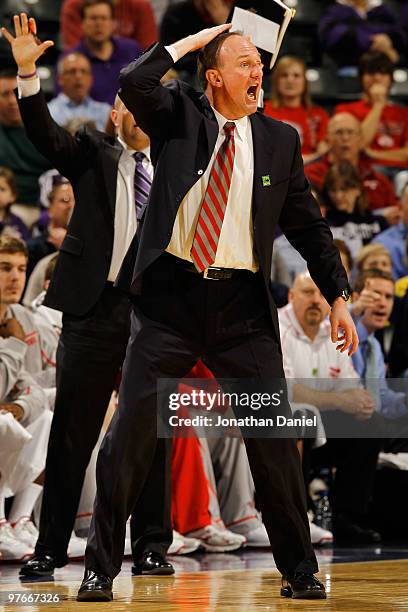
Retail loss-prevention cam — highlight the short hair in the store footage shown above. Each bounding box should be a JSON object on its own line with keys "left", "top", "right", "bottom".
{"left": 45, "top": 255, "right": 58, "bottom": 282}
{"left": 354, "top": 268, "right": 394, "bottom": 294}
{"left": 269, "top": 55, "right": 311, "bottom": 109}
{"left": 333, "top": 238, "right": 353, "bottom": 272}
{"left": 80, "top": 0, "right": 114, "bottom": 19}
{"left": 47, "top": 177, "right": 71, "bottom": 204}
{"left": 358, "top": 51, "right": 394, "bottom": 82}
{"left": 0, "top": 235, "right": 28, "bottom": 258}
{"left": 323, "top": 160, "right": 367, "bottom": 214}
{"left": 0, "top": 166, "right": 17, "bottom": 199}
{"left": 355, "top": 243, "right": 392, "bottom": 273}
{"left": 57, "top": 52, "right": 91, "bottom": 77}
{"left": 197, "top": 31, "right": 243, "bottom": 92}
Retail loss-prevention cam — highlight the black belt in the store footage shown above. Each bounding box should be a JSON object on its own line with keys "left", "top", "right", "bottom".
{"left": 166, "top": 253, "right": 251, "bottom": 281}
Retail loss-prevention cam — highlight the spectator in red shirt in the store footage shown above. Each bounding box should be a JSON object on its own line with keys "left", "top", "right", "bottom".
{"left": 60, "top": 0, "right": 157, "bottom": 51}
{"left": 335, "top": 52, "right": 408, "bottom": 171}
{"left": 305, "top": 112, "right": 400, "bottom": 225}
{"left": 264, "top": 56, "right": 329, "bottom": 163}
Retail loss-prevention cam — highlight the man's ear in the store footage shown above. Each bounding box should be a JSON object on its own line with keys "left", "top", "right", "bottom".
{"left": 110, "top": 108, "right": 119, "bottom": 128}
{"left": 288, "top": 289, "right": 294, "bottom": 303}
{"left": 206, "top": 69, "right": 223, "bottom": 88}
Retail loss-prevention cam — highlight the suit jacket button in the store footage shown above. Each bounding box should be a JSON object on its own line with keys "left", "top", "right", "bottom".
{"left": 197, "top": 169, "right": 203, "bottom": 175}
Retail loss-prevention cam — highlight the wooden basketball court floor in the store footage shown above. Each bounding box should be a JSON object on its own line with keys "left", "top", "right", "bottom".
{"left": 1, "top": 547, "right": 408, "bottom": 611}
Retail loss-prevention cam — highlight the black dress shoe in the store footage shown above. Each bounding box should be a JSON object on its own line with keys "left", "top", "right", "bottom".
{"left": 19, "top": 554, "right": 56, "bottom": 578}
{"left": 334, "top": 515, "right": 381, "bottom": 545}
{"left": 281, "top": 573, "right": 326, "bottom": 599}
{"left": 76, "top": 569, "right": 113, "bottom": 602}
{"left": 132, "top": 552, "right": 175, "bottom": 576}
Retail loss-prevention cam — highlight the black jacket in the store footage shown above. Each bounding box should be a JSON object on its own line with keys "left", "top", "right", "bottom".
{"left": 117, "top": 43, "right": 349, "bottom": 341}
{"left": 18, "top": 91, "right": 124, "bottom": 316}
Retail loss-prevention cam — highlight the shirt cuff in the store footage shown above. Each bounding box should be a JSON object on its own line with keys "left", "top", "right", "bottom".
{"left": 17, "top": 75, "right": 41, "bottom": 99}
{"left": 164, "top": 45, "right": 179, "bottom": 63}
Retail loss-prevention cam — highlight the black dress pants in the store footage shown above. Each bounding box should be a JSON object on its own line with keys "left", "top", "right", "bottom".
{"left": 35, "top": 284, "right": 172, "bottom": 566}
{"left": 86, "top": 255, "right": 318, "bottom": 579}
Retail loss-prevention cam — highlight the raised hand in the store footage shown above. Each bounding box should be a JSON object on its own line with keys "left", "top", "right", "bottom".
{"left": 1, "top": 13, "right": 54, "bottom": 75}
{"left": 172, "top": 23, "right": 231, "bottom": 60}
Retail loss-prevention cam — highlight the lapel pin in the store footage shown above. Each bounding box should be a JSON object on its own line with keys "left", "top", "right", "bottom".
{"left": 262, "top": 175, "right": 271, "bottom": 187}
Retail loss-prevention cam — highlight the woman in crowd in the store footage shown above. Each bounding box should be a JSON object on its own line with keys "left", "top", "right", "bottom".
{"left": 264, "top": 56, "right": 328, "bottom": 163}
{"left": 0, "top": 167, "right": 29, "bottom": 241}
{"left": 323, "top": 160, "right": 387, "bottom": 259}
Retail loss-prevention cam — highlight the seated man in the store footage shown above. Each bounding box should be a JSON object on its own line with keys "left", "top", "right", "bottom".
{"left": 0, "top": 349, "right": 51, "bottom": 561}
{"left": 351, "top": 267, "right": 408, "bottom": 424}
{"left": 0, "top": 68, "right": 50, "bottom": 213}
{"left": 26, "top": 179, "right": 75, "bottom": 278}
{"left": 65, "top": 0, "right": 143, "bottom": 104}
{"left": 279, "top": 272, "right": 382, "bottom": 544}
{"left": 372, "top": 181, "right": 408, "bottom": 280}
{"left": 335, "top": 52, "right": 408, "bottom": 174}
{"left": 61, "top": 0, "right": 157, "bottom": 51}
{"left": 49, "top": 52, "right": 111, "bottom": 131}
{"left": 305, "top": 112, "right": 399, "bottom": 225}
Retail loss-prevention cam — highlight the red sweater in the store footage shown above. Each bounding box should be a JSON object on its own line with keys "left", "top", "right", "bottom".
{"left": 305, "top": 154, "right": 397, "bottom": 211}
{"left": 264, "top": 103, "right": 328, "bottom": 156}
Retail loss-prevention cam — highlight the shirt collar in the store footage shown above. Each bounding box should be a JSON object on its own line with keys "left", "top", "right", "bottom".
{"left": 283, "top": 303, "right": 330, "bottom": 343}
{"left": 356, "top": 319, "right": 371, "bottom": 344}
{"left": 211, "top": 106, "right": 248, "bottom": 142}
{"left": 118, "top": 136, "right": 150, "bottom": 161}
{"left": 58, "top": 92, "right": 89, "bottom": 108}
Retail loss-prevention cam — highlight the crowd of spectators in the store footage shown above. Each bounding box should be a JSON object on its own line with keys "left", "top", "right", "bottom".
{"left": 1, "top": 0, "right": 408, "bottom": 565}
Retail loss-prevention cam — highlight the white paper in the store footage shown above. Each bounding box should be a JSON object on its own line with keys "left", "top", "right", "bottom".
{"left": 231, "top": 7, "right": 280, "bottom": 54}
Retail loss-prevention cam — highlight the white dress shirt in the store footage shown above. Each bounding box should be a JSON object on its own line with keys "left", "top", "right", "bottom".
{"left": 279, "top": 303, "right": 360, "bottom": 390}
{"left": 166, "top": 106, "right": 257, "bottom": 271}
{"left": 164, "top": 46, "right": 257, "bottom": 271}
{"left": 17, "top": 76, "right": 153, "bottom": 283}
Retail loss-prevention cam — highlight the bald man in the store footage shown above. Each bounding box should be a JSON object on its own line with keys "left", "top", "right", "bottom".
{"left": 279, "top": 272, "right": 382, "bottom": 545}
{"left": 10, "top": 56, "right": 173, "bottom": 578}
{"left": 48, "top": 52, "right": 111, "bottom": 130}
{"left": 305, "top": 113, "right": 399, "bottom": 223}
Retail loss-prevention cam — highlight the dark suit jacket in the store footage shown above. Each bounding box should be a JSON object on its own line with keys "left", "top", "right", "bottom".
{"left": 18, "top": 91, "right": 125, "bottom": 316}
{"left": 117, "top": 43, "right": 349, "bottom": 341}
{"left": 117, "top": 43, "right": 349, "bottom": 340}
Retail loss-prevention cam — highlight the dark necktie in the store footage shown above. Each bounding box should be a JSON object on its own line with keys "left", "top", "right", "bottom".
{"left": 190, "top": 122, "right": 236, "bottom": 272}
{"left": 133, "top": 151, "right": 152, "bottom": 221}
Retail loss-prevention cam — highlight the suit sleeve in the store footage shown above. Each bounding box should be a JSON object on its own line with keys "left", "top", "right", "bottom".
{"left": 278, "top": 130, "right": 350, "bottom": 305}
{"left": 118, "top": 43, "right": 177, "bottom": 140}
{"left": 17, "top": 89, "right": 93, "bottom": 181}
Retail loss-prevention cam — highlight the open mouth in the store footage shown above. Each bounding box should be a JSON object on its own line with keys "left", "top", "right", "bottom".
{"left": 247, "top": 85, "right": 258, "bottom": 102}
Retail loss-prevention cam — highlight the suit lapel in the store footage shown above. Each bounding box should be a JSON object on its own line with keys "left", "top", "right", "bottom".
{"left": 101, "top": 140, "right": 123, "bottom": 217}
{"left": 250, "top": 113, "right": 278, "bottom": 219}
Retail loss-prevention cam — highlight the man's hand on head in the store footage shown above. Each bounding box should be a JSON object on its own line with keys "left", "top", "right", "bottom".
{"left": 0, "top": 317, "right": 26, "bottom": 342}
{"left": 172, "top": 23, "right": 231, "bottom": 59}
{"left": 330, "top": 297, "right": 359, "bottom": 356}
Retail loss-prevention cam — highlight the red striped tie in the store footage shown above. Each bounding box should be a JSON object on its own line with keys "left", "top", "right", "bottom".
{"left": 191, "top": 122, "right": 235, "bottom": 272}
